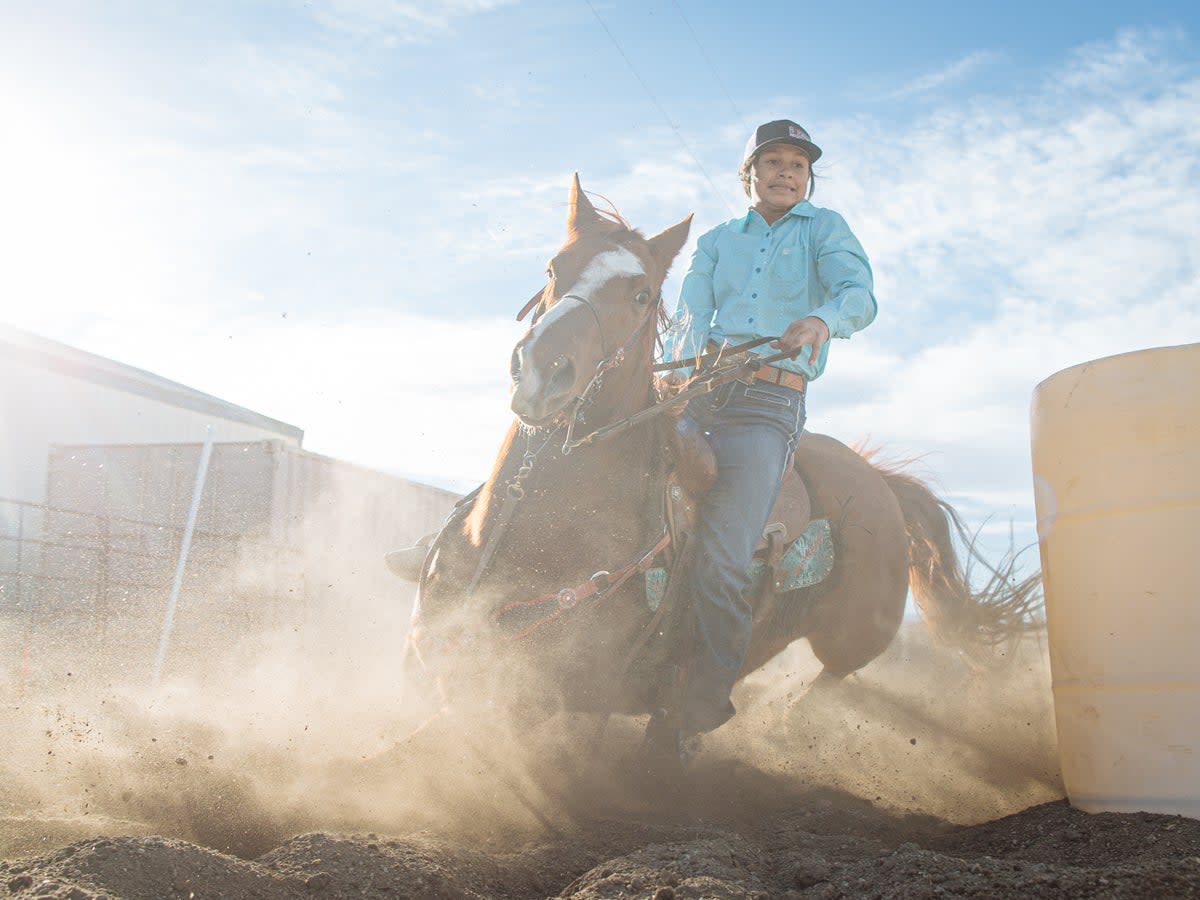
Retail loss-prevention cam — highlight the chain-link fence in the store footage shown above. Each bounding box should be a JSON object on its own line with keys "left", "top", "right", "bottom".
{"left": 1, "top": 441, "right": 458, "bottom": 693}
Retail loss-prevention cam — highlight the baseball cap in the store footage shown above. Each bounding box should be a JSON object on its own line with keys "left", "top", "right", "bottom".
{"left": 743, "top": 119, "right": 822, "bottom": 165}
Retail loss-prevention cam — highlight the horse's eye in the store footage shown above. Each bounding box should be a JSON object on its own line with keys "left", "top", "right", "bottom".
{"left": 634, "top": 289, "right": 652, "bottom": 306}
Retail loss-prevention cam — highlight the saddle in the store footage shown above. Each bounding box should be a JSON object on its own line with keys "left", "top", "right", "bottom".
{"left": 668, "top": 415, "right": 812, "bottom": 548}
{"left": 655, "top": 421, "right": 833, "bottom": 618}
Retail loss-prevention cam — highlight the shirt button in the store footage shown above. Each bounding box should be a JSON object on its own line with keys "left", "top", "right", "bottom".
{"left": 751, "top": 293, "right": 757, "bottom": 298}
{"left": 755, "top": 267, "right": 761, "bottom": 273}
{"left": 760, "top": 248, "right": 766, "bottom": 253}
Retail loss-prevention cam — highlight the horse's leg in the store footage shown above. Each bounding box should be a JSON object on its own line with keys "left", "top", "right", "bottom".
{"left": 741, "top": 435, "right": 910, "bottom": 683}
{"left": 802, "top": 465, "right": 909, "bottom": 678}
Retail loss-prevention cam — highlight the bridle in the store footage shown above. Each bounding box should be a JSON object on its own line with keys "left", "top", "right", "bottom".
{"left": 516, "top": 280, "right": 663, "bottom": 450}
{"left": 553, "top": 290, "right": 662, "bottom": 455}
{"left": 514, "top": 279, "right": 804, "bottom": 466}
{"left": 461, "top": 282, "right": 663, "bottom": 600}
{"left": 459, "top": 279, "right": 796, "bottom": 625}
{"left": 555, "top": 293, "right": 610, "bottom": 355}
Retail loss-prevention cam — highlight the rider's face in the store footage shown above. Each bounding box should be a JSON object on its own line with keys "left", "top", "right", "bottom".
{"left": 750, "top": 143, "right": 811, "bottom": 217}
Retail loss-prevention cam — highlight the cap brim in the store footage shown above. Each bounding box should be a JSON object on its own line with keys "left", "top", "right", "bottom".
{"left": 752, "top": 137, "right": 822, "bottom": 163}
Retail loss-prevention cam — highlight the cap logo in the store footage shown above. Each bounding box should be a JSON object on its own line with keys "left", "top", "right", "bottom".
{"left": 788, "top": 124, "right": 808, "bottom": 140}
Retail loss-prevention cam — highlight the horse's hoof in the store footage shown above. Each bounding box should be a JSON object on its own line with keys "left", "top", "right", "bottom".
{"left": 639, "top": 709, "right": 692, "bottom": 778}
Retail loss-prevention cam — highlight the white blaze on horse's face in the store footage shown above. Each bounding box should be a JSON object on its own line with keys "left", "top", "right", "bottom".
{"left": 510, "top": 246, "right": 646, "bottom": 425}
{"left": 561, "top": 247, "right": 645, "bottom": 303}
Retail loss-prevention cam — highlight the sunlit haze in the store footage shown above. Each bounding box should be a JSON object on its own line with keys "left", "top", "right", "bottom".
{"left": 2, "top": 2, "right": 1199, "bottom": 563}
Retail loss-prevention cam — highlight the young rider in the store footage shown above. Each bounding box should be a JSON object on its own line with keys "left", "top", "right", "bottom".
{"left": 662, "top": 119, "right": 877, "bottom": 739}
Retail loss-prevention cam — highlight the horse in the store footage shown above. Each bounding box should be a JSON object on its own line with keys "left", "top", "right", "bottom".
{"left": 406, "top": 175, "right": 1038, "bottom": 750}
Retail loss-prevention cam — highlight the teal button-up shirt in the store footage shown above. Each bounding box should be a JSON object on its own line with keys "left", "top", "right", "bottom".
{"left": 664, "top": 201, "right": 877, "bottom": 380}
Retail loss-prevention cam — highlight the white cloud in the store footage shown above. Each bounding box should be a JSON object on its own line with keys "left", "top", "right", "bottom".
{"left": 303, "top": 0, "right": 518, "bottom": 44}
{"left": 886, "top": 50, "right": 1005, "bottom": 99}
{"left": 804, "top": 29, "right": 1200, "bottom": 553}
{"left": 4, "top": 17, "right": 1197, "bottom": 569}
{"left": 1056, "top": 27, "right": 1187, "bottom": 92}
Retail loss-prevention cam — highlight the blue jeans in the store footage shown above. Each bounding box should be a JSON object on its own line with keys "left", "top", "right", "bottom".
{"left": 680, "top": 379, "right": 806, "bottom": 734}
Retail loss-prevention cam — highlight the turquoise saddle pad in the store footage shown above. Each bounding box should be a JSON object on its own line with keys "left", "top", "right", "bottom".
{"left": 645, "top": 517, "right": 834, "bottom": 612}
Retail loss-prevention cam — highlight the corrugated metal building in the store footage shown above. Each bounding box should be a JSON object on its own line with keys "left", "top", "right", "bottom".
{"left": 1, "top": 325, "right": 459, "bottom": 688}
{"left": 1, "top": 323, "right": 303, "bottom": 506}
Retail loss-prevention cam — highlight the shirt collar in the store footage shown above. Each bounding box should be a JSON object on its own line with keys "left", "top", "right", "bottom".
{"left": 740, "top": 200, "right": 816, "bottom": 231}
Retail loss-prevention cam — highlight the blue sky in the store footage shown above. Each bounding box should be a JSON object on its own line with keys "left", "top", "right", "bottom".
{"left": 2, "top": 1, "right": 1199, "bottom": 562}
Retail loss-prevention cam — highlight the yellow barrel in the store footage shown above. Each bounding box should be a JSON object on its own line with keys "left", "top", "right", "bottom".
{"left": 1031, "top": 343, "right": 1200, "bottom": 817}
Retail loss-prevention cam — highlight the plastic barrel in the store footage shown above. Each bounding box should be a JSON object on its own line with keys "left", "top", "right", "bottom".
{"left": 1031, "top": 343, "right": 1200, "bottom": 817}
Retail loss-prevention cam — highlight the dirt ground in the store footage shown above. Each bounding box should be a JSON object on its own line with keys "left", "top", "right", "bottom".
{"left": 3, "top": 627, "right": 1198, "bottom": 899}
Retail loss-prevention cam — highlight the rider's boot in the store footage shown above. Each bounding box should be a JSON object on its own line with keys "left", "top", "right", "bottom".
{"left": 640, "top": 707, "right": 692, "bottom": 778}
{"left": 384, "top": 533, "right": 435, "bottom": 581}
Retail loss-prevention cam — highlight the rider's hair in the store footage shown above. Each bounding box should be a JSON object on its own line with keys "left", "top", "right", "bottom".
{"left": 740, "top": 153, "right": 818, "bottom": 200}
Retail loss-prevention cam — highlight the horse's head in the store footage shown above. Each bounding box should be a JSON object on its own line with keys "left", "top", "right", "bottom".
{"left": 509, "top": 175, "right": 692, "bottom": 426}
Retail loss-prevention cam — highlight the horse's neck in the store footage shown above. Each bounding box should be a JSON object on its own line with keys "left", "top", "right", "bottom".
{"left": 580, "top": 360, "right": 656, "bottom": 426}
{"left": 466, "top": 407, "right": 666, "bottom": 549}
{"left": 465, "top": 349, "right": 661, "bottom": 548}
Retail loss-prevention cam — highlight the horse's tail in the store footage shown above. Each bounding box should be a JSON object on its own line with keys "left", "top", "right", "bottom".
{"left": 872, "top": 458, "right": 1042, "bottom": 657}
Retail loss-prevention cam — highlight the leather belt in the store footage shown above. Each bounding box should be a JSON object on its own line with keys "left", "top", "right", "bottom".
{"left": 707, "top": 342, "right": 807, "bottom": 393}
{"left": 751, "top": 364, "right": 807, "bottom": 393}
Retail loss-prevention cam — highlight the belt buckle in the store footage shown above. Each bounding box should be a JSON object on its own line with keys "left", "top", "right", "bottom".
{"left": 754, "top": 365, "right": 782, "bottom": 387}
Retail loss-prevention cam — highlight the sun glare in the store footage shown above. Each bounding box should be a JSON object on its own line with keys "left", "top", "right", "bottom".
{"left": 0, "top": 92, "right": 171, "bottom": 331}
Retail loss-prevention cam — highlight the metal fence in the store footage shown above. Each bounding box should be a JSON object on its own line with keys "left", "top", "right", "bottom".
{"left": 0, "top": 495, "right": 307, "bottom": 689}
{"left": 1, "top": 441, "right": 458, "bottom": 693}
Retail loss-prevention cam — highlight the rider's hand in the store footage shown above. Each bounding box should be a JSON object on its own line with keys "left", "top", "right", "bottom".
{"left": 770, "top": 316, "right": 830, "bottom": 367}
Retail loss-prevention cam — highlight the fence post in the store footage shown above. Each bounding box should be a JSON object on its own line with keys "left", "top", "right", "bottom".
{"left": 98, "top": 512, "right": 110, "bottom": 642}
{"left": 14, "top": 502, "right": 30, "bottom": 695}
{"left": 152, "top": 427, "right": 214, "bottom": 687}
{"left": 14, "top": 502, "right": 24, "bottom": 616}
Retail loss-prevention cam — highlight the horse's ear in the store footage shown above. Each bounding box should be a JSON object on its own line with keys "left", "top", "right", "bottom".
{"left": 567, "top": 173, "right": 601, "bottom": 235}
{"left": 646, "top": 214, "right": 693, "bottom": 272}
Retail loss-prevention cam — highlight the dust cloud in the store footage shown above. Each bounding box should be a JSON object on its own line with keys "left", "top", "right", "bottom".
{"left": 1, "top": 477, "right": 576, "bottom": 859}
{"left": 714, "top": 627, "right": 1062, "bottom": 824}
{"left": 1, "top": 484, "right": 1062, "bottom": 863}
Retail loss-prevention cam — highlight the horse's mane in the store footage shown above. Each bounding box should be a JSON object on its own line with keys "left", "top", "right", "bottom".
{"left": 586, "top": 192, "right": 635, "bottom": 232}
{"left": 574, "top": 195, "right": 675, "bottom": 355}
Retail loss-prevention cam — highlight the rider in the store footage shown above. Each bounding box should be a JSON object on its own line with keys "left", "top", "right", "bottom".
{"left": 661, "top": 118, "right": 877, "bottom": 739}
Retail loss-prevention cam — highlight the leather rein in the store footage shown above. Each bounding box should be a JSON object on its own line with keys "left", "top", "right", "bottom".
{"left": 462, "top": 287, "right": 664, "bottom": 610}
{"left": 461, "top": 288, "right": 802, "bottom": 640}
{"left": 517, "top": 285, "right": 804, "bottom": 454}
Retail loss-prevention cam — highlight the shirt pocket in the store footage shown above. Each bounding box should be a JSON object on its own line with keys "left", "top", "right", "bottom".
{"left": 768, "top": 245, "right": 809, "bottom": 300}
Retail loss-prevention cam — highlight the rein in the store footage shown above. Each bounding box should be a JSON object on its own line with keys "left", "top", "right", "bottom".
{"left": 463, "top": 292, "right": 660, "bottom": 600}
{"left": 560, "top": 336, "right": 804, "bottom": 452}
{"left": 460, "top": 292, "right": 805, "bottom": 632}
{"left": 557, "top": 291, "right": 660, "bottom": 455}
{"left": 494, "top": 529, "right": 671, "bottom": 640}
{"left": 652, "top": 335, "right": 806, "bottom": 372}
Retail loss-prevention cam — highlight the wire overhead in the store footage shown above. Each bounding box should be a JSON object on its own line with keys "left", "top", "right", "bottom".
{"left": 582, "top": 0, "right": 737, "bottom": 217}
{"left": 670, "top": 0, "right": 749, "bottom": 132}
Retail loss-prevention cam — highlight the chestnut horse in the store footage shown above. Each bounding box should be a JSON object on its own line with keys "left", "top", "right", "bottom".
{"left": 407, "top": 176, "right": 1036, "bottom": 738}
